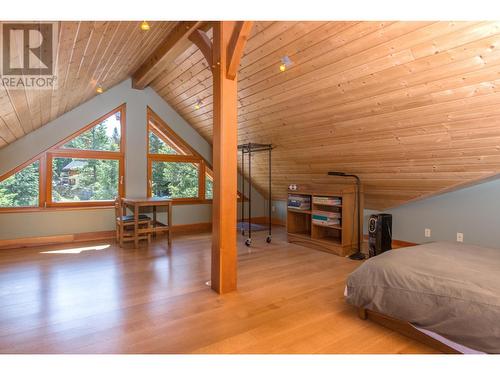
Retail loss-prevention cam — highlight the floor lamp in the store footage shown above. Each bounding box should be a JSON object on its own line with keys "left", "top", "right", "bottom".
{"left": 327, "top": 171, "right": 365, "bottom": 260}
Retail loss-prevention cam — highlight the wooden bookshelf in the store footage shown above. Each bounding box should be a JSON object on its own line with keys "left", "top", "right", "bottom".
{"left": 286, "top": 186, "right": 363, "bottom": 257}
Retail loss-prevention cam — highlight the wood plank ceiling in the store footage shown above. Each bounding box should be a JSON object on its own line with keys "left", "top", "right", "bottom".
{"left": 0, "top": 21, "right": 176, "bottom": 148}
{"left": 151, "top": 21, "right": 500, "bottom": 210}
{"left": 3, "top": 21, "right": 500, "bottom": 210}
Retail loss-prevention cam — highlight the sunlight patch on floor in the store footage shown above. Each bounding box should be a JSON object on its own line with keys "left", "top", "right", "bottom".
{"left": 40, "top": 244, "right": 111, "bottom": 254}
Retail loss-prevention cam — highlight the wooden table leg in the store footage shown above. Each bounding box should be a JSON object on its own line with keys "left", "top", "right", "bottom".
{"left": 134, "top": 202, "right": 139, "bottom": 248}
{"left": 168, "top": 202, "right": 172, "bottom": 246}
{"left": 153, "top": 206, "right": 157, "bottom": 238}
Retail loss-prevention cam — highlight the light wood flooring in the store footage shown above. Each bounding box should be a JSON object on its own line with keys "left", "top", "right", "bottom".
{"left": 0, "top": 227, "right": 438, "bottom": 354}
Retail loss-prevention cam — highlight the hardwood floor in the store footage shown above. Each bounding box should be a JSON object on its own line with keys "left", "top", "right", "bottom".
{"left": 0, "top": 227, "right": 438, "bottom": 354}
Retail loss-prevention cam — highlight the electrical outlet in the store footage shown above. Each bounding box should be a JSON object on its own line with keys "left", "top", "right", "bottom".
{"left": 425, "top": 228, "right": 431, "bottom": 238}
{"left": 457, "top": 232, "right": 464, "bottom": 242}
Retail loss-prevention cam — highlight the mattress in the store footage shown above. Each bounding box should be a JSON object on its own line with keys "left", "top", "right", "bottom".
{"left": 345, "top": 241, "right": 500, "bottom": 353}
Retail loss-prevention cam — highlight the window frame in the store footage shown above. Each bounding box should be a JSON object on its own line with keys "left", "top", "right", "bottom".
{"left": 47, "top": 151, "right": 125, "bottom": 208}
{"left": 147, "top": 107, "right": 209, "bottom": 203}
{"left": 205, "top": 169, "right": 214, "bottom": 200}
{"left": 146, "top": 107, "right": 249, "bottom": 204}
{"left": 149, "top": 158, "right": 203, "bottom": 201}
{"left": 0, "top": 104, "right": 126, "bottom": 211}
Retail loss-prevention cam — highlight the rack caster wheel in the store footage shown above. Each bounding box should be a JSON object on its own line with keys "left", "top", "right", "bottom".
{"left": 266, "top": 236, "right": 272, "bottom": 243}
{"left": 245, "top": 238, "right": 252, "bottom": 247}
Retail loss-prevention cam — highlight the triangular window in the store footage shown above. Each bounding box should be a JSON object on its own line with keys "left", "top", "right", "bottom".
{"left": 148, "top": 130, "right": 180, "bottom": 155}
{"left": 62, "top": 110, "right": 122, "bottom": 151}
{"left": 0, "top": 160, "right": 39, "bottom": 207}
{"left": 148, "top": 110, "right": 193, "bottom": 156}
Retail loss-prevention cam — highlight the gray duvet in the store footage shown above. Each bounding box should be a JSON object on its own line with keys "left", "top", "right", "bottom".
{"left": 345, "top": 241, "right": 500, "bottom": 353}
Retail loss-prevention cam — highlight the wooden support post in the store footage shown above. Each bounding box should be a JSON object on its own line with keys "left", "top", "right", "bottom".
{"left": 188, "top": 21, "right": 252, "bottom": 294}
{"left": 209, "top": 21, "right": 252, "bottom": 294}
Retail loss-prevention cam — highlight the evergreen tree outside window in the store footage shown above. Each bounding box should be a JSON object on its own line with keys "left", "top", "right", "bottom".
{"left": 149, "top": 132, "right": 178, "bottom": 155}
{"left": 62, "top": 112, "right": 121, "bottom": 151}
{"left": 205, "top": 173, "right": 213, "bottom": 200}
{"left": 151, "top": 162, "right": 199, "bottom": 199}
{"left": 0, "top": 161, "right": 40, "bottom": 207}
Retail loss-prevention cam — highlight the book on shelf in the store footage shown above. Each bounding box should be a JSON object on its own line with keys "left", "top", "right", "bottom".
{"left": 312, "top": 213, "right": 340, "bottom": 224}
{"left": 312, "top": 196, "right": 341, "bottom": 206}
{"left": 312, "top": 218, "right": 340, "bottom": 226}
{"left": 312, "top": 210, "right": 341, "bottom": 219}
{"left": 288, "top": 194, "right": 311, "bottom": 210}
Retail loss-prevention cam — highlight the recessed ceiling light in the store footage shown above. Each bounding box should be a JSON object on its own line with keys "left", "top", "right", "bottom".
{"left": 194, "top": 98, "right": 203, "bottom": 110}
{"left": 140, "top": 21, "right": 151, "bottom": 31}
{"left": 96, "top": 85, "right": 104, "bottom": 94}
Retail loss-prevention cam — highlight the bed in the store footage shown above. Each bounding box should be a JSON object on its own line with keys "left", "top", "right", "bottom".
{"left": 345, "top": 241, "right": 500, "bottom": 354}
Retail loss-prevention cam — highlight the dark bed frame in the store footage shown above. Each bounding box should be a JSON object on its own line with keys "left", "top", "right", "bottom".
{"left": 358, "top": 307, "right": 460, "bottom": 354}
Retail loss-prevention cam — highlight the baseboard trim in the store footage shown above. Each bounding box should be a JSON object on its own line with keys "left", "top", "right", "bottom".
{"left": 392, "top": 239, "right": 418, "bottom": 248}
{"left": 251, "top": 216, "right": 286, "bottom": 226}
{"left": 0, "top": 231, "right": 116, "bottom": 250}
{"left": 363, "top": 234, "right": 417, "bottom": 248}
{"left": 0, "top": 223, "right": 211, "bottom": 250}
{"left": 172, "top": 222, "right": 211, "bottom": 234}
{"left": 0, "top": 217, "right": 284, "bottom": 250}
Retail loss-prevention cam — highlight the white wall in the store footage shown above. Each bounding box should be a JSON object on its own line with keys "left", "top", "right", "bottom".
{"left": 0, "top": 79, "right": 265, "bottom": 240}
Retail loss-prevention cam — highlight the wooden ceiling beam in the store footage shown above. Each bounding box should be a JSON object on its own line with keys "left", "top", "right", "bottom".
{"left": 188, "top": 29, "right": 214, "bottom": 69}
{"left": 226, "top": 21, "right": 253, "bottom": 80}
{"left": 132, "top": 21, "right": 205, "bottom": 89}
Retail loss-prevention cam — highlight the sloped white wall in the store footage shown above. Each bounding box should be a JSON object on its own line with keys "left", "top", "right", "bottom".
{"left": 0, "top": 79, "right": 266, "bottom": 240}
{"left": 363, "top": 177, "right": 500, "bottom": 249}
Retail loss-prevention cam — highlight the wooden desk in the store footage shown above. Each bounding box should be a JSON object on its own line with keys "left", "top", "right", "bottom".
{"left": 122, "top": 197, "right": 173, "bottom": 248}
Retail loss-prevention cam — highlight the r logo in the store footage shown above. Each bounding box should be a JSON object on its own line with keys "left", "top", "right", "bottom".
{"left": 1, "top": 23, "right": 54, "bottom": 76}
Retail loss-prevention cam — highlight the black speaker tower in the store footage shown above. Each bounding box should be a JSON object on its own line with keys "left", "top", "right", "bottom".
{"left": 368, "top": 213, "right": 392, "bottom": 257}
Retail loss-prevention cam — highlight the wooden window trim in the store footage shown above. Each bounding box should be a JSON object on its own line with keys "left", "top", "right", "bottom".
{"left": 147, "top": 107, "right": 210, "bottom": 202}
{"left": 53, "top": 105, "right": 126, "bottom": 152}
{"left": 147, "top": 107, "right": 209, "bottom": 161}
{"left": 0, "top": 104, "right": 126, "bottom": 212}
{"left": 146, "top": 107, "right": 248, "bottom": 204}
{"left": 47, "top": 152, "right": 125, "bottom": 208}
{"left": 147, "top": 158, "right": 203, "bottom": 201}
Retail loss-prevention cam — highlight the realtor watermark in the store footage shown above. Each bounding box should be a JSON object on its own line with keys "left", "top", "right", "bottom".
{"left": 0, "top": 22, "right": 58, "bottom": 89}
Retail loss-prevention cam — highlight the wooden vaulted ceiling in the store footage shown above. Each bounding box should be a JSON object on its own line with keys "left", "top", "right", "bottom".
{"left": 150, "top": 21, "right": 500, "bottom": 210}
{"left": 3, "top": 21, "right": 500, "bottom": 210}
{"left": 0, "top": 21, "right": 177, "bottom": 147}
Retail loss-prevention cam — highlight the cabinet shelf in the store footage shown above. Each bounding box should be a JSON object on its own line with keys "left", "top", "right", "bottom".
{"left": 287, "top": 187, "right": 362, "bottom": 257}
{"left": 287, "top": 208, "right": 312, "bottom": 214}
{"left": 312, "top": 222, "right": 342, "bottom": 230}
{"left": 313, "top": 203, "right": 342, "bottom": 207}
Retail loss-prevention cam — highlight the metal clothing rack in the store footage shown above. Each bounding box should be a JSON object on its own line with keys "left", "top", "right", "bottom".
{"left": 238, "top": 142, "right": 273, "bottom": 247}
